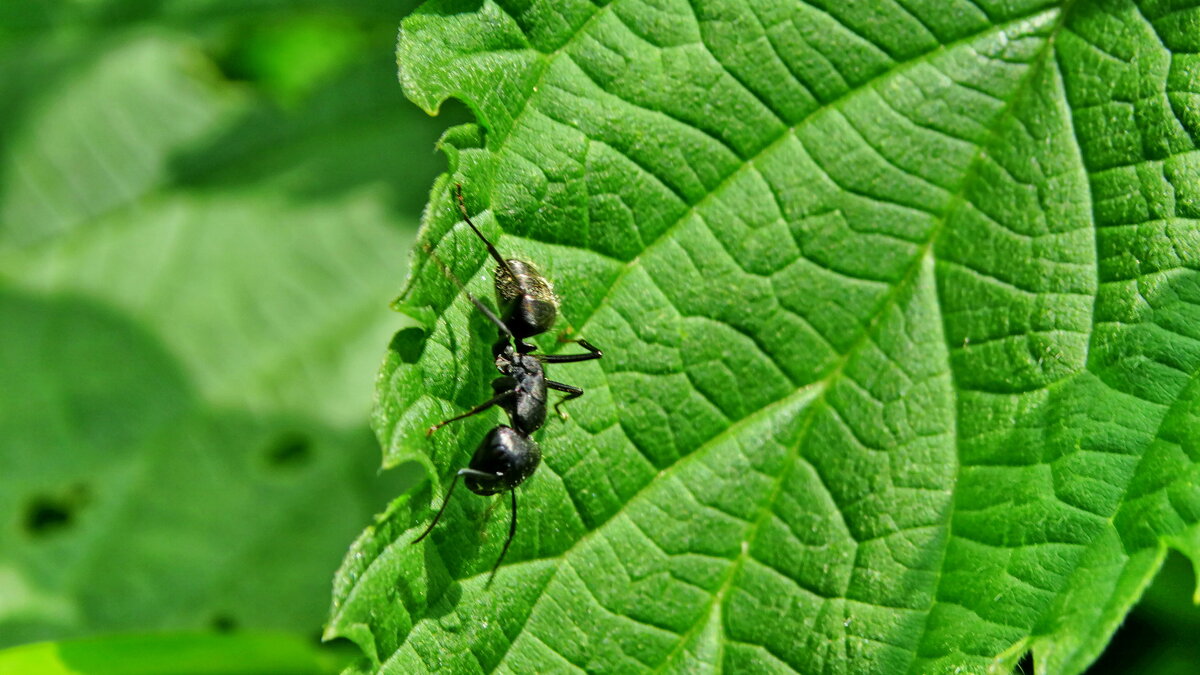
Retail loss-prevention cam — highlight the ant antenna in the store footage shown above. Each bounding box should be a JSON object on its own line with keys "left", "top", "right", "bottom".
{"left": 421, "top": 242, "right": 515, "bottom": 343}
{"left": 455, "top": 184, "right": 519, "bottom": 281}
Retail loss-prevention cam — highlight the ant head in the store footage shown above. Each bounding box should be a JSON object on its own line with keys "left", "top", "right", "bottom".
{"left": 494, "top": 259, "right": 558, "bottom": 340}
{"left": 452, "top": 186, "right": 559, "bottom": 342}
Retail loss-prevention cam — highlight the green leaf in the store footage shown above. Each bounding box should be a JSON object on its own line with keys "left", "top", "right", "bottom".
{"left": 0, "top": 2, "right": 453, "bottom": 647}
{"left": 330, "top": 0, "right": 1200, "bottom": 673}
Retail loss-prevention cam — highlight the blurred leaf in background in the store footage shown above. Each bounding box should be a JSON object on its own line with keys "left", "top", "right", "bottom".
{"left": 0, "top": 0, "right": 464, "bottom": 650}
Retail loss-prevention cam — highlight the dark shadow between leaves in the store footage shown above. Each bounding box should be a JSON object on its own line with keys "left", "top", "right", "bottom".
{"left": 1015, "top": 649, "right": 1033, "bottom": 674}
{"left": 1089, "top": 550, "right": 1200, "bottom": 673}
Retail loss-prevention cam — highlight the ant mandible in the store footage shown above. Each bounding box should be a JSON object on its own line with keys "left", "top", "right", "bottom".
{"left": 412, "top": 184, "right": 604, "bottom": 584}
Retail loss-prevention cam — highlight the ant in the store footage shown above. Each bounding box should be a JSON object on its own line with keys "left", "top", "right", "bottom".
{"left": 412, "top": 184, "right": 604, "bottom": 584}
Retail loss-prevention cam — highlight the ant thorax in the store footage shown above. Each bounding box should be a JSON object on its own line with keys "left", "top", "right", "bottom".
{"left": 492, "top": 344, "right": 548, "bottom": 436}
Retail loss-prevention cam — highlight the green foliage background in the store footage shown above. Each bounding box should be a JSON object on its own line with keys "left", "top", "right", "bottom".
{"left": 0, "top": 0, "right": 465, "bottom": 669}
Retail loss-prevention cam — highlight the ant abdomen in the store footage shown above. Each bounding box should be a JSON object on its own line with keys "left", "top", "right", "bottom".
{"left": 464, "top": 426, "right": 541, "bottom": 496}
{"left": 494, "top": 259, "right": 557, "bottom": 340}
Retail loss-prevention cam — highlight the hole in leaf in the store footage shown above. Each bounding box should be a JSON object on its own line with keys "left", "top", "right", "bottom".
{"left": 210, "top": 613, "right": 237, "bottom": 633}
{"left": 266, "top": 433, "right": 313, "bottom": 468}
{"left": 23, "top": 483, "right": 91, "bottom": 536}
{"left": 26, "top": 501, "right": 70, "bottom": 532}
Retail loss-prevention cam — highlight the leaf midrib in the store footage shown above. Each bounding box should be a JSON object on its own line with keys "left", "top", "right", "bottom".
{"left": 533, "top": 8, "right": 1064, "bottom": 672}
{"left": 911, "top": 4, "right": 1088, "bottom": 669}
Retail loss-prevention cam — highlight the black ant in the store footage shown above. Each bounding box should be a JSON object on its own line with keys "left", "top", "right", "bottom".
{"left": 412, "top": 184, "right": 604, "bottom": 584}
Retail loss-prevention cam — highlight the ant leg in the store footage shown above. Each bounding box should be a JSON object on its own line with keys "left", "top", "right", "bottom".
{"left": 546, "top": 380, "right": 584, "bottom": 420}
{"left": 574, "top": 338, "right": 602, "bottom": 354}
{"left": 412, "top": 468, "right": 500, "bottom": 545}
{"left": 412, "top": 470, "right": 464, "bottom": 544}
{"left": 539, "top": 338, "right": 603, "bottom": 364}
{"left": 486, "top": 489, "right": 519, "bottom": 587}
{"left": 427, "top": 390, "right": 516, "bottom": 436}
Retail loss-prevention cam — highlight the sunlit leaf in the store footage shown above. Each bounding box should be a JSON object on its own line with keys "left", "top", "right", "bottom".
{"left": 331, "top": 1, "right": 1200, "bottom": 673}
